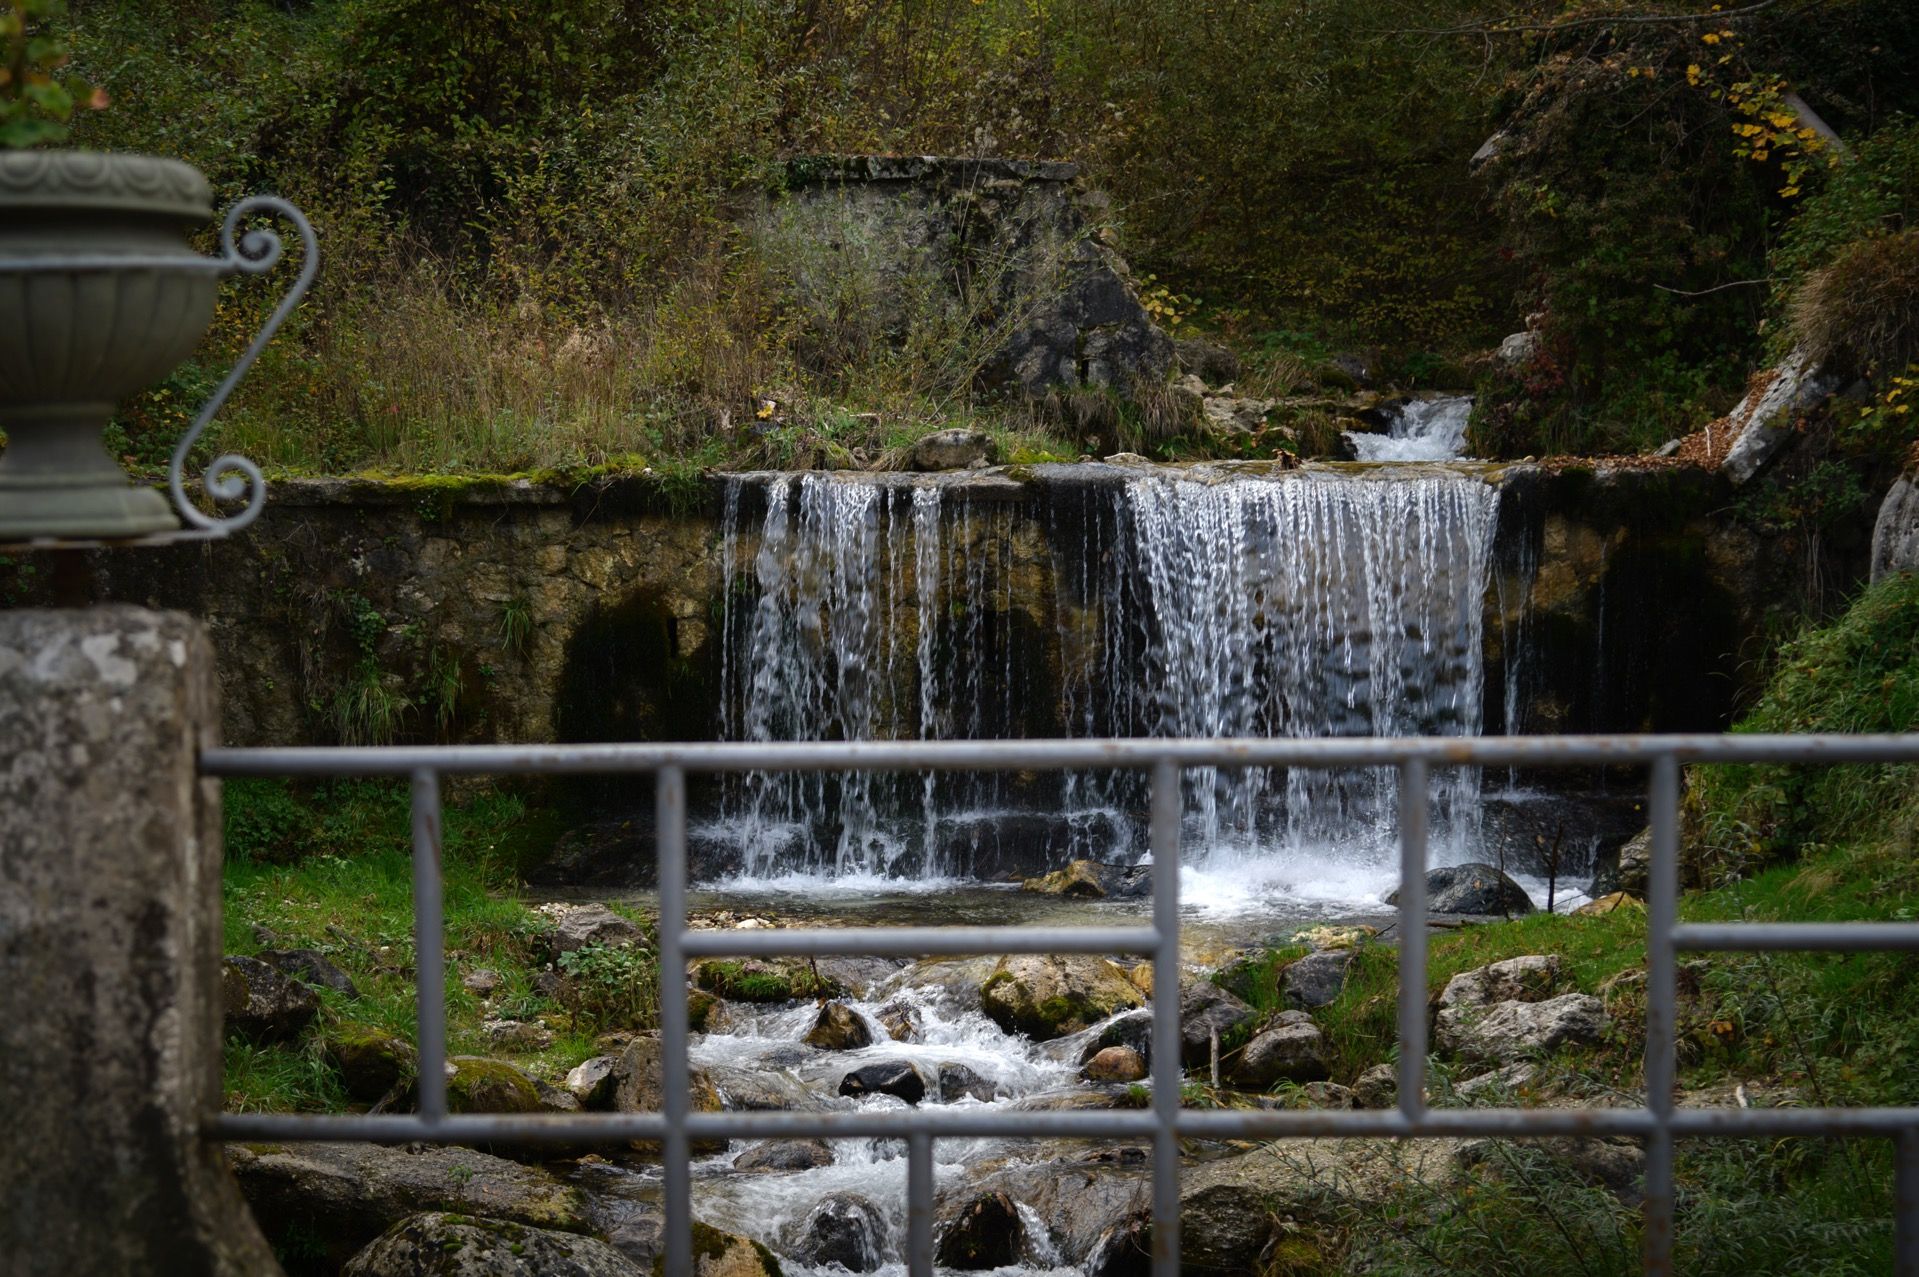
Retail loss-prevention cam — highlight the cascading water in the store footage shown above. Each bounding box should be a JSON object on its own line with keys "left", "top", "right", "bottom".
{"left": 711, "top": 466, "right": 1503, "bottom": 904}
{"left": 1345, "top": 394, "right": 1474, "bottom": 462}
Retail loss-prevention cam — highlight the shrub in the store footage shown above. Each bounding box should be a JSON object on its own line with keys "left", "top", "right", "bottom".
{"left": 1790, "top": 228, "right": 1919, "bottom": 374}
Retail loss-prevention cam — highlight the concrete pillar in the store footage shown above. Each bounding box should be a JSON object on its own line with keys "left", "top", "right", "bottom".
{"left": 0, "top": 607, "right": 279, "bottom": 1275}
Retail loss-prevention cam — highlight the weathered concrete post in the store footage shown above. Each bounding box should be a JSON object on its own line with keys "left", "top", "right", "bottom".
{"left": 0, "top": 607, "right": 279, "bottom": 1275}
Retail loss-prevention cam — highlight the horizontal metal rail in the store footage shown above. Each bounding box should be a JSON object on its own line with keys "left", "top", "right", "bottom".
{"left": 198, "top": 733, "right": 1919, "bottom": 1277}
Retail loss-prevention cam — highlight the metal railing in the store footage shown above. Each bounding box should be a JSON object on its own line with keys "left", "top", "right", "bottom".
{"left": 199, "top": 734, "right": 1919, "bottom": 1276}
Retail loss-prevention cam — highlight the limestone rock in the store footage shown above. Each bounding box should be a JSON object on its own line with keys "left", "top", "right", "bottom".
{"left": 1083, "top": 1046, "right": 1148, "bottom": 1083}
{"left": 1225, "top": 1012, "right": 1330, "bottom": 1089}
{"left": 1299, "top": 1080, "right": 1355, "bottom": 1109}
{"left": 935, "top": 1191, "right": 1024, "bottom": 1270}
{"left": 734, "top": 1139, "right": 834, "bottom": 1173}
{"left": 1438, "top": 955, "right": 1565, "bottom": 1010}
{"left": 793, "top": 1192, "right": 887, "bottom": 1272}
{"left": 614, "top": 1035, "right": 726, "bottom": 1155}
{"left": 1179, "top": 1184, "right": 1274, "bottom": 1273}
{"left": 222, "top": 954, "right": 321, "bottom": 1042}
{"left": 1453, "top": 1060, "right": 1541, "bottom": 1102}
{"left": 1592, "top": 826, "right": 1651, "bottom": 897}
{"left": 227, "top": 1142, "right": 589, "bottom": 1258}
{"left": 804, "top": 1000, "right": 873, "bottom": 1051}
{"left": 1280, "top": 949, "right": 1352, "bottom": 1009}
{"left": 1871, "top": 475, "right": 1919, "bottom": 582}
{"left": 1575, "top": 891, "right": 1645, "bottom": 917}
{"left": 548, "top": 903, "right": 646, "bottom": 956}
{"left": 1080, "top": 1007, "right": 1154, "bottom": 1067}
{"left": 1386, "top": 863, "right": 1535, "bottom": 916}
{"left": 1176, "top": 337, "right": 1240, "bottom": 386}
{"left": 326, "top": 1024, "right": 417, "bottom": 1102}
{"left": 1438, "top": 992, "right": 1609, "bottom": 1065}
{"left": 258, "top": 947, "right": 360, "bottom": 998}
{"left": 1021, "top": 858, "right": 1150, "bottom": 899}
{"left": 839, "top": 1060, "right": 926, "bottom": 1105}
{"left": 446, "top": 1056, "right": 544, "bottom": 1114}
{"left": 462, "top": 967, "right": 503, "bottom": 996}
{"left": 1178, "top": 984, "right": 1258, "bottom": 1067}
{"left": 483, "top": 1018, "right": 556, "bottom": 1051}
{"left": 1497, "top": 330, "right": 1539, "bottom": 369}
{"left": 875, "top": 999, "right": 922, "bottom": 1043}
{"left": 341, "top": 1212, "right": 642, "bottom": 1277}
{"left": 564, "top": 1055, "right": 621, "bottom": 1109}
{"left": 980, "top": 955, "right": 1146, "bottom": 1041}
{"left": 1721, "top": 349, "right": 1842, "bottom": 485}
{"left": 911, "top": 428, "right": 999, "bottom": 471}
{"left": 1201, "top": 395, "right": 1277, "bottom": 438}
{"left": 939, "top": 1061, "right": 997, "bottom": 1103}
{"left": 666, "top": 1222, "right": 783, "bottom": 1276}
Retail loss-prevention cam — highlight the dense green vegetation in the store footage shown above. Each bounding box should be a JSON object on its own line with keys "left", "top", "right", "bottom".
{"left": 38, "top": 0, "right": 1917, "bottom": 474}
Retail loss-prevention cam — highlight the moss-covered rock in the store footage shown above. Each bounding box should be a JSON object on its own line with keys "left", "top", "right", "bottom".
{"left": 342, "top": 1211, "right": 640, "bottom": 1276}
{"left": 326, "top": 1023, "right": 417, "bottom": 1102}
{"left": 652, "top": 1221, "right": 783, "bottom": 1277}
{"left": 692, "top": 959, "right": 841, "bottom": 1003}
{"left": 445, "top": 1056, "right": 543, "bottom": 1115}
{"left": 978, "top": 955, "right": 1145, "bottom": 1041}
{"left": 614, "top": 1035, "right": 726, "bottom": 1158}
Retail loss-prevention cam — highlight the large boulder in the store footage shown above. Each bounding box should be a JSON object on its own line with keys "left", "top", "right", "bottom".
{"left": 1438, "top": 993, "right": 1609, "bottom": 1065}
{"left": 1352, "top": 1063, "right": 1398, "bottom": 1110}
{"left": 1083, "top": 1046, "right": 1148, "bottom": 1083}
{"left": 839, "top": 1060, "right": 927, "bottom": 1105}
{"left": 1081, "top": 1008, "right": 1155, "bottom": 1067}
{"left": 734, "top": 1140, "right": 834, "bottom": 1173}
{"left": 1180, "top": 1184, "right": 1275, "bottom": 1274}
{"left": 615, "top": 1036, "right": 726, "bottom": 1155}
{"left": 1438, "top": 955, "right": 1564, "bottom": 1011}
{"left": 341, "top": 1212, "right": 641, "bottom": 1277}
{"left": 804, "top": 1001, "right": 872, "bottom": 1051}
{"left": 222, "top": 954, "right": 321, "bottom": 1042}
{"left": 1387, "top": 863, "right": 1534, "bottom": 916}
{"left": 446, "top": 1056, "right": 544, "bottom": 1114}
{"left": 1872, "top": 474, "right": 1919, "bottom": 583}
{"left": 792, "top": 1192, "right": 887, "bottom": 1272}
{"left": 564, "top": 1055, "right": 622, "bottom": 1109}
{"left": 938, "top": 1061, "right": 997, "bottom": 1103}
{"left": 1179, "top": 984, "right": 1258, "bottom": 1067}
{"left": 1280, "top": 949, "right": 1353, "bottom": 1009}
{"left": 1720, "top": 349, "right": 1842, "bottom": 486}
{"left": 980, "top": 955, "right": 1146, "bottom": 1040}
{"left": 326, "top": 1023, "right": 417, "bottom": 1102}
{"left": 1225, "top": 1011, "right": 1330, "bottom": 1089}
{"left": 227, "top": 1142, "right": 589, "bottom": 1261}
{"left": 935, "top": 1191, "right": 1025, "bottom": 1270}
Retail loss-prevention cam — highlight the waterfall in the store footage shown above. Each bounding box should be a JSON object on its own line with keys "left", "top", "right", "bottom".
{"left": 712, "top": 467, "right": 1502, "bottom": 889}
{"left": 1345, "top": 395, "right": 1475, "bottom": 462}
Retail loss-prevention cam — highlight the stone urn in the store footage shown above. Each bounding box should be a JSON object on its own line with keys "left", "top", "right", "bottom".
{"left": 0, "top": 150, "right": 220, "bottom": 538}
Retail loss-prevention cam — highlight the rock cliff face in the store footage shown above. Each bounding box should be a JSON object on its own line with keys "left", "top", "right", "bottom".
{"left": 753, "top": 156, "right": 1173, "bottom": 398}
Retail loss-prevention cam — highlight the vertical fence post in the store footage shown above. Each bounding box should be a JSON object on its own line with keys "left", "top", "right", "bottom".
{"left": 1149, "top": 757, "right": 1183, "bottom": 1277}
{"left": 1643, "top": 754, "right": 1680, "bottom": 1275}
{"left": 907, "top": 1129, "right": 935, "bottom": 1276}
{"left": 1397, "top": 759, "right": 1429, "bottom": 1121}
{"left": 1896, "top": 1130, "right": 1918, "bottom": 1277}
{"left": 410, "top": 768, "right": 447, "bottom": 1124}
{"left": 656, "top": 765, "right": 692, "bottom": 1277}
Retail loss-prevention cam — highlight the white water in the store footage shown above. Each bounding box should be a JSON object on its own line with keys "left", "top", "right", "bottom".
{"left": 1345, "top": 395, "right": 1474, "bottom": 462}
{"left": 711, "top": 466, "right": 1506, "bottom": 907}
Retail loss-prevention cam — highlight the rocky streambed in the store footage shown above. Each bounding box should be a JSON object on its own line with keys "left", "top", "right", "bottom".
{"left": 227, "top": 893, "right": 1656, "bottom": 1277}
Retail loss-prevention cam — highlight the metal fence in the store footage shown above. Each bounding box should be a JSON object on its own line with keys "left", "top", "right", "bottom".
{"left": 200, "top": 734, "right": 1919, "bottom": 1276}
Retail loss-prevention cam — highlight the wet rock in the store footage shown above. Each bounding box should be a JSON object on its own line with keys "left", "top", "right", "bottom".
{"left": 1182, "top": 1185, "right": 1275, "bottom": 1273}
{"left": 1438, "top": 993, "right": 1609, "bottom": 1065}
{"left": 735, "top": 1139, "right": 834, "bottom": 1172}
{"left": 813, "top": 955, "right": 909, "bottom": 998}
{"left": 1020, "top": 858, "right": 1150, "bottom": 899}
{"left": 1176, "top": 337, "right": 1240, "bottom": 387}
{"left": 483, "top": 1018, "right": 555, "bottom": 1051}
{"left": 1352, "top": 1063, "right": 1397, "bottom": 1110}
{"left": 228, "top": 1142, "right": 589, "bottom": 1261}
{"left": 707, "top": 1062, "right": 832, "bottom": 1112}
{"left": 1083, "top": 1046, "right": 1148, "bottom": 1083}
{"left": 1387, "top": 863, "right": 1535, "bottom": 916}
{"left": 341, "top": 1212, "right": 641, "bottom": 1277}
{"left": 446, "top": 1056, "right": 544, "bottom": 1114}
{"left": 1085, "top": 1214, "right": 1152, "bottom": 1277}
{"left": 980, "top": 954, "right": 1146, "bottom": 1040}
{"left": 672, "top": 1222, "right": 783, "bottom": 1276}
{"left": 875, "top": 999, "right": 923, "bottom": 1043}
{"left": 1438, "top": 955, "right": 1564, "bottom": 1010}
{"left": 258, "top": 947, "right": 360, "bottom": 998}
{"left": 912, "top": 428, "right": 999, "bottom": 471}
{"left": 548, "top": 902, "right": 646, "bottom": 956}
{"left": 614, "top": 1035, "right": 726, "bottom": 1155}
{"left": 1178, "top": 984, "right": 1258, "bottom": 1067}
{"left": 972, "top": 1160, "right": 1150, "bottom": 1266}
{"left": 462, "top": 967, "right": 503, "bottom": 996}
{"left": 222, "top": 955, "right": 320, "bottom": 1042}
{"left": 1225, "top": 1011, "right": 1329, "bottom": 1089}
{"left": 804, "top": 1000, "right": 873, "bottom": 1051}
{"left": 693, "top": 958, "right": 839, "bottom": 1002}
{"left": 1080, "top": 1008, "right": 1154, "bottom": 1066}
{"left": 935, "top": 1191, "right": 1024, "bottom": 1269}
{"left": 938, "top": 1061, "right": 996, "bottom": 1103}
{"left": 839, "top": 1060, "right": 927, "bottom": 1105}
{"left": 565, "top": 1055, "right": 621, "bottom": 1109}
{"left": 1280, "top": 949, "right": 1352, "bottom": 1009}
{"left": 794, "top": 1191, "right": 887, "bottom": 1272}
{"left": 326, "top": 1023, "right": 417, "bottom": 1102}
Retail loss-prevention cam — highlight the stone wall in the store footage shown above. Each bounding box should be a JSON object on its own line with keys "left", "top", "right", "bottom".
{"left": 0, "top": 461, "right": 1831, "bottom": 759}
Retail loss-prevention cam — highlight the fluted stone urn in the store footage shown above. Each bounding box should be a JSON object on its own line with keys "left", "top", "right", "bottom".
{"left": 0, "top": 151, "right": 219, "bottom": 538}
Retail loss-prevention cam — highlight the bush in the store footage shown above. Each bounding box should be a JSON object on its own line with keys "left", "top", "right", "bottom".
{"left": 1791, "top": 228, "right": 1919, "bottom": 374}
